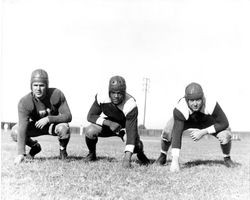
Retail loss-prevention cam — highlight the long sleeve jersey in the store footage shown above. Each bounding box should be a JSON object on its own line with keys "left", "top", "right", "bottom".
{"left": 17, "top": 88, "right": 72, "bottom": 154}
{"left": 87, "top": 90, "right": 139, "bottom": 153}
{"left": 171, "top": 97, "right": 229, "bottom": 149}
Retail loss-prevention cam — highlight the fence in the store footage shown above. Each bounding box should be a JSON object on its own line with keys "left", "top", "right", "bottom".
{"left": 1, "top": 122, "right": 249, "bottom": 139}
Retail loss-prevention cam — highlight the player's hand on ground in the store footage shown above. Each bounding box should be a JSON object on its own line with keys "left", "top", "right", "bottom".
{"left": 170, "top": 158, "right": 180, "bottom": 172}
{"left": 14, "top": 155, "right": 25, "bottom": 165}
{"left": 35, "top": 117, "right": 49, "bottom": 129}
{"left": 190, "top": 129, "right": 207, "bottom": 141}
{"left": 122, "top": 151, "right": 132, "bottom": 168}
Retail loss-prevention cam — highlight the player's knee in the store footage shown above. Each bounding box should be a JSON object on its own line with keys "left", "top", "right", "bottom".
{"left": 10, "top": 124, "right": 18, "bottom": 142}
{"left": 161, "top": 131, "right": 171, "bottom": 142}
{"left": 85, "top": 125, "right": 100, "bottom": 139}
{"left": 56, "top": 124, "right": 70, "bottom": 140}
{"left": 217, "top": 130, "right": 232, "bottom": 145}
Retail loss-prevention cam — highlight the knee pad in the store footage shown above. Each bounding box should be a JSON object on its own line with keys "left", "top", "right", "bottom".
{"left": 56, "top": 124, "right": 70, "bottom": 140}
{"left": 217, "top": 130, "right": 232, "bottom": 145}
{"left": 85, "top": 125, "right": 99, "bottom": 139}
{"left": 10, "top": 124, "right": 18, "bottom": 142}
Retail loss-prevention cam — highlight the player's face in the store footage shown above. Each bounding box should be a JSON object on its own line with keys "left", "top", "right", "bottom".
{"left": 32, "top": 82, "right": 47, "bottom": 99}
{"left": 110, "top": 91, "right": 124, "bottom": 105}
{"left": 188, "top": 99, "right": 203, "bottom": 112}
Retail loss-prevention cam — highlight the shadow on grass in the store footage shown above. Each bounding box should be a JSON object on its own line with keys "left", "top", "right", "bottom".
{"left": 93, "top": 156, "right": 118, "bottom": 162}
{"left": 183, "top": 159, "right": 241, "bottom": 168}
{"left": 134, "top": 158, "right": 158, "bottom": 166}
{"left": 34, "top": 155, "right": 118, "bottom": 163}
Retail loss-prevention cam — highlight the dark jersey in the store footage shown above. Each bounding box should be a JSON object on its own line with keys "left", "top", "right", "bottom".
{"left": 171, "top": 97, "right": 229, "bottom": 149}
{"left": 87, "top": 89, "right": 139, "bottom": 151}
{"left": 17, "top": 88, "right": 72, "bottom": 154}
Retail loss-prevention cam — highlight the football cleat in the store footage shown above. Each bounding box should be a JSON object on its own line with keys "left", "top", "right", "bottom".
{"left": 26, "top": 142, "right": 41, "bottom": 159}
{"left": 155, "top": 153, "right": 167, "bottom": 165}
{"left": 224, "top": 156, "right": 235, "bottom": 168}
{"left": 86, "top": 151, "right": 97, "bottom": 162}
{"left": 59, "top": 149, "right": 68, "bottom": 160}
{"left": 137, "top": 152, "right": 150, "bottom": 166}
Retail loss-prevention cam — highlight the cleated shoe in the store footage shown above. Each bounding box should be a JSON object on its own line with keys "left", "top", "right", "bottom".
{"left": 26, "top": 142, "right": 41, "bottom": 159}
{"left": 155, "top": 153, "right": 167, "bottom": 165}
{"left": 59, "top": 149, "right": 68, "bottom": 160}
{"left": 86, "top": 151, "right": 97, "bottom": 162}
{"left": 137, "top": 152, "right": 150, "bottom": 165}
{"left": 224, "top": 156, "right": 235, "bottom": 168}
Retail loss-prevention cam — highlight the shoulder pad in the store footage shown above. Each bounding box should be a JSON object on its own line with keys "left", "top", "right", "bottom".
{"left": 175, "top": 98, "right": 190, "bottom": 120}
{"left": 202, "top": 96, "right": 217, "bottom": 115}
{"left": 96, "top": 89, "right": 111, "bottom": 104}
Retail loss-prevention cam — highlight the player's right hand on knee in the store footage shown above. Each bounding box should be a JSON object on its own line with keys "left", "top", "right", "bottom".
{"left": 104, "top": 120, "right": 121, "bottom": 132}
{"left": 14, "top": 155, "right": 25, "bottom": 165}
{"left": 109, "top": 122, "right": 121, "bottom": 132}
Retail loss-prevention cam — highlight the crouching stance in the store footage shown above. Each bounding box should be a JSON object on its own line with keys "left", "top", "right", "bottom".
{"left": 85, "top": 76, "right": 150, "bottom": 168}
{"left": 11, "top": 69, "right": 72, "bottom": 164}
{"left": 156, "top": 82, "right": 234, "bottom": 171}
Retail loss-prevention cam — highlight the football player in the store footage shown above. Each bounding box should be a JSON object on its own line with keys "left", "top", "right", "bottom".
{"left": 85, "top": 75, "right": 150, "bottom": 168}
{"left": 155, "top": 82, "right": 235, "bottom": 172}
{"left": 11, "top": 69, "right": 72, "bottom": 164}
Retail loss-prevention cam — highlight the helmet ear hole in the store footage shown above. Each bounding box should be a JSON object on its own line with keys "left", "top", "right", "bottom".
{"left": 109, "top": 76, "right": 126, "bottom": 94}
{"left": 185, "top": 82, "right": 204, "bottom": 100}
{"left": 30, "top": 69, "right": 49, "bottom": 89}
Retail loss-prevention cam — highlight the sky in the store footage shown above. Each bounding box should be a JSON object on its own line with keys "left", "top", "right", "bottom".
{"left": 1, "top": 0, "right": 250, "bottom": 131}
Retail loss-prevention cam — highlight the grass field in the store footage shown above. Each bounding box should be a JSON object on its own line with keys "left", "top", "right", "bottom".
{"left": 1, "top": 130, "right": 250, "bottom": 200}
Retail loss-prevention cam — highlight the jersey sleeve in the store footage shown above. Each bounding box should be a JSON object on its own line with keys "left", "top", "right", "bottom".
{"left": 87, "top": 94, "right": 104, "bottom": 125}
{"left": 17, "top": 98, "right": 32, "bottom": 155}
{"left": 47, "top": 90, "right": 72, "bottom": 123}
{"left": 124, "top": 106, "right": 139, "bottom": 153}
{"left": 207, "top": 102, "right": 229, "bottom": 134}
{"left": 171, "top": 108, "right": 186, "bottom": 149}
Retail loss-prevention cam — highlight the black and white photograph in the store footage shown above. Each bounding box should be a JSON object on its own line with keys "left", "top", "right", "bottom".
{"left": 1, "top": 0, "right": 249, "bottom": 199}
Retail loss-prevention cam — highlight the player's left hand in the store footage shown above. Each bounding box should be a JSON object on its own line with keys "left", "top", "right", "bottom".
{"left": 14, "top": 155, "right": 25, "bottom": 165}
{"left": 170, "top": 157, "right": 180, "bottom": 172}
{"left": 35, "top": 117, "right": 49, "bottom": 129}
{"left": 122, "top": 151, "right": 132, "bottom": 168}
{"left": 190, "top": 129, "right": 208, "bottom": 141}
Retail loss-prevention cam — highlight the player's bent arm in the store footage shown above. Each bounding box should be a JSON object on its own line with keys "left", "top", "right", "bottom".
{"left": 87, "top": 98, "right": 103, "bottom": 125}
{"left": 124, "top": 107, "right": 139, "bottom": 153}
{"left": 48, "top": 93, "right": 72, "bottom": 123}
{"left": 17, "top": 102, "right": 30, "bottom": 155}
{"left": 171, "top": 108, "right": 186, "bottom": 149}
{"left": 208, "top": 103, "right": 229, "bottom": 134}
{"left": 17, "top": 121, "right": 29, "bottom": 155}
